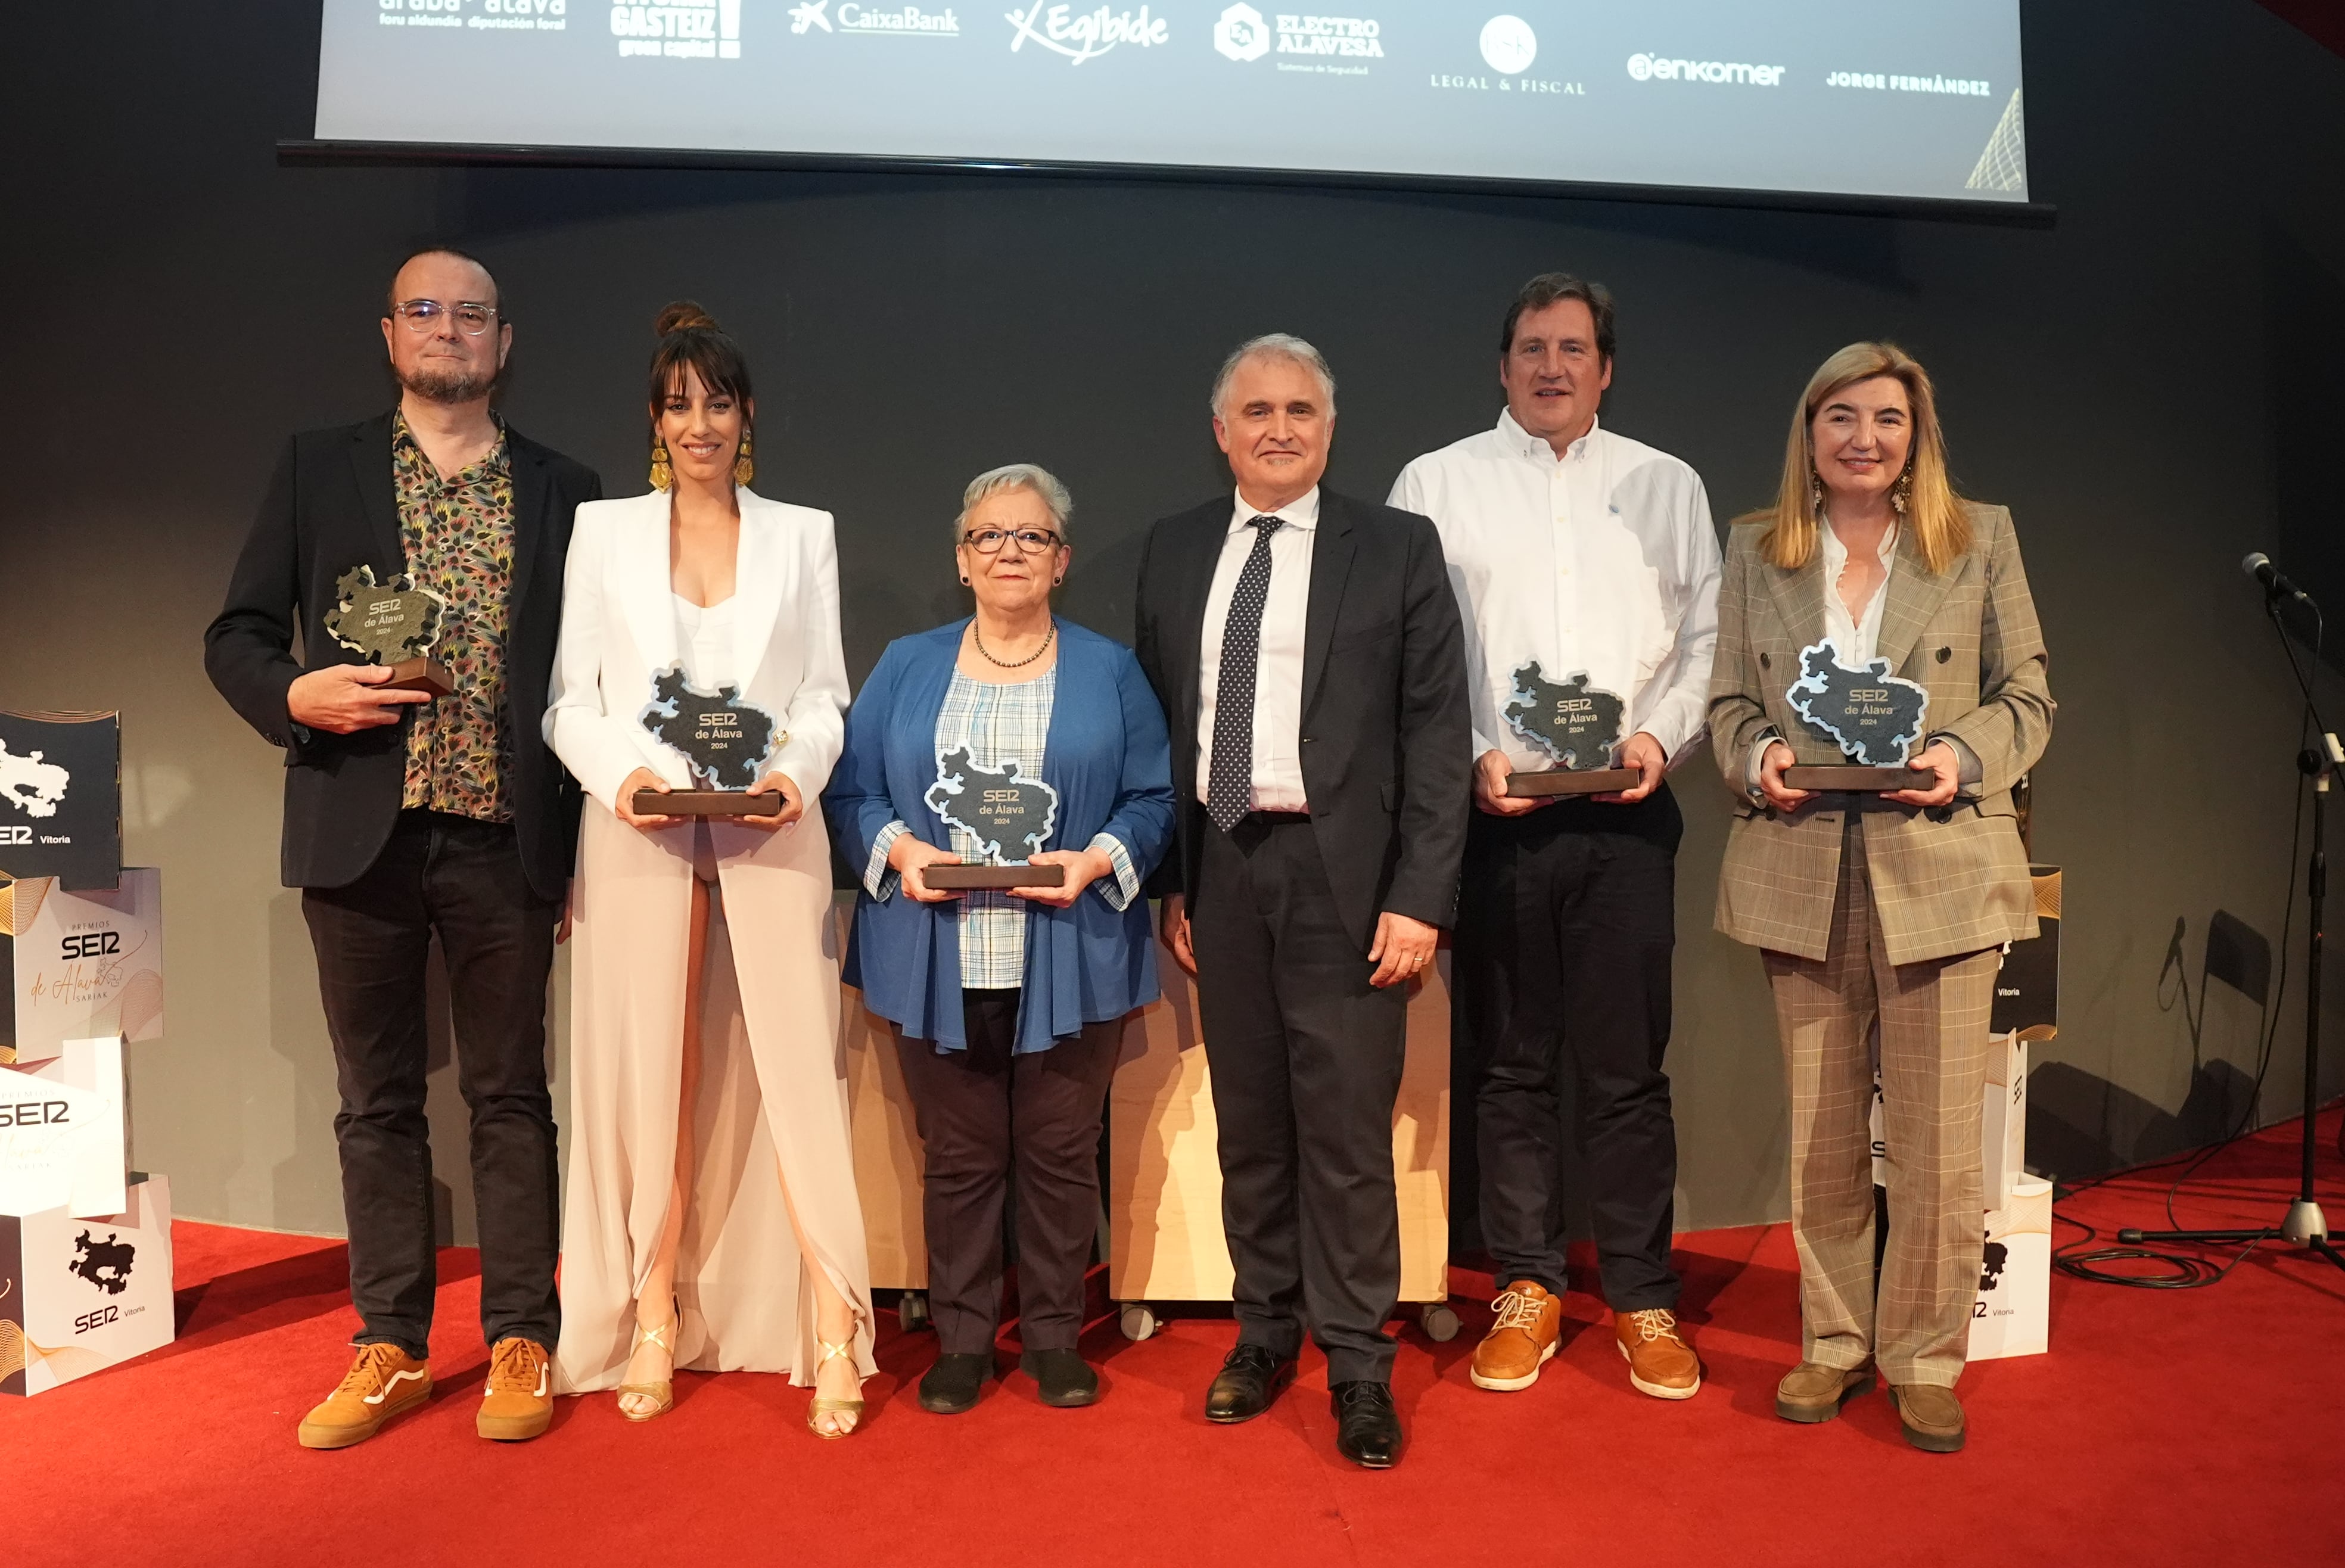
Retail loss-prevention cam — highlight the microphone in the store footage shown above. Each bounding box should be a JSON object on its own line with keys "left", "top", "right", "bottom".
{"left": 2243, "top": 552, "right": 2317, "bottom": 607}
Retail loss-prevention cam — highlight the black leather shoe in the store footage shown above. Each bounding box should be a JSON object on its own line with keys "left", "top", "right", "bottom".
{"left": 1205, "top": 1344, "right": 1296, "bottom": 1424}
{"left": 919, "top": 1351, "right": 993, "bottom": 1414}
{"left": 1331, "top": 1380, "right": 1403, "bottom": 1469}
{"left": 1020, "top": 1348, "right": 1100, "bottom": 1408}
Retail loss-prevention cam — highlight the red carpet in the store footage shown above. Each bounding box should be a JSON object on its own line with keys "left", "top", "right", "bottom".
{"left": 5, "top": 1113, "right": 2342, "bottom": 1568}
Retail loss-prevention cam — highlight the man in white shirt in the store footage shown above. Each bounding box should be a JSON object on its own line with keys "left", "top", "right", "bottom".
{"left": 1135, "top": 334, "right": 1470, "bottom": 1468}
{"left": 1389, "top": 273, "right": 1721, "bottom": 1403}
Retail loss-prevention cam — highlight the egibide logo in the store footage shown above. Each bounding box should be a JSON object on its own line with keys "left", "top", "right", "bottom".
{"left": 1006, "top": 4, "right": 1168, "bottom": 64}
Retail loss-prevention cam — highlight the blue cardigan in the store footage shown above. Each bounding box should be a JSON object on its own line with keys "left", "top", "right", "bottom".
{"left": 825, "top": 617, "right": 1175, "bottom": 1053}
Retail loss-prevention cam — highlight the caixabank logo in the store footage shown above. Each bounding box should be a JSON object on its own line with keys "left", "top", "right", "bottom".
{"left": 612, "top": 0, "right": 744, "bottom": 57}
{"left": 792, "top": 1, "right": 961, "bottom": 34}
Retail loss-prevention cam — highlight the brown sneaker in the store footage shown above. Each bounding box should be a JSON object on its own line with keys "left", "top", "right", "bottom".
{"left": 1887, "top": 1382, "right": 1965, "bottom": 1453}
{"left": 1615, "top": 1309, "right": 1701, "bottom": 1400}
{"left": 1468, "top": 1281, "right": 1563, "bottom": 1392}
{"left": 296, "top": 1343, "right": 432, "bottom": 1449}
{"left": 1775, "top": 1361, "right": 1874, "bottom": 1423}
{"left": 477, "top": 1338, "right": 555, "bottom": 1442}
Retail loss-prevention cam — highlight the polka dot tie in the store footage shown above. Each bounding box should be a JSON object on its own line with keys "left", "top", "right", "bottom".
{"left": 1207, "top": 517, "right": 1282, "bottom": 832}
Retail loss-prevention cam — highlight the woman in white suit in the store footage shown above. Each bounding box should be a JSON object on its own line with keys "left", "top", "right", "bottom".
{"left": 546, "top": 303, "right": 872, "bottom": 1437}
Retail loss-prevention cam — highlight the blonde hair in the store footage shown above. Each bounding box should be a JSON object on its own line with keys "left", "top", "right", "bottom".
{"left": 1748, "top": 341, "right": 1970, "bottom": 574}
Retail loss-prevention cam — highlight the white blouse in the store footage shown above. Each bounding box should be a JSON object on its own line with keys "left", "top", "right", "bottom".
{"left": 671, "top": 593, "right": 737, "bottom": 691}
{"left": 1818, "top": 517, "right": 1899, "bottom": 665}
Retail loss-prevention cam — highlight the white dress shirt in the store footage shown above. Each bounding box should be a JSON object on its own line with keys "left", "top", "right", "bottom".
{"left": 1390, "top": 412, "right": 1720, "bottom": 773}
{"left": 1195, "top": 487, "right": 1318, "bottom": 812}
{"left": 1818, "top": 517, "right": 1898, "bottom": 664}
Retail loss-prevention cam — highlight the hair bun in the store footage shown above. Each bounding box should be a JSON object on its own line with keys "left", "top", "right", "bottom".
{"left": 655, "top": 300, "right": 721, "bottom": 338}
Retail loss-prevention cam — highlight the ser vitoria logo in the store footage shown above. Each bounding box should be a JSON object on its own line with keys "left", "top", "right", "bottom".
{"left": 1006, "top": 4, "right": 1168, "bottom": 64}
{"left": 612, "top": 0, "right": 744, "bottom": 58}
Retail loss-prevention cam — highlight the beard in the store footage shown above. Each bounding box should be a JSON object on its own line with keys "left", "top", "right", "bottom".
{"left": 397, "top": 359, "right": 499, "bottom": 405}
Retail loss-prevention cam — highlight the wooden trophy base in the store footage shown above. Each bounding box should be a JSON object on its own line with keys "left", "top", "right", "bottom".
{"left": 1783, "top": 765, "right": 1922, "bottom": 792}
{"left": 924, "top": 863, "right": 1067, "bottom": 891}
{"left": 381, "top": 658, "right": 455, "bottom": 699}
{"left": 1507, "top": 767, "right": 1641, "bottom": 798}
{"left": 632, "top": 789, "right": 783, "bottom": 817}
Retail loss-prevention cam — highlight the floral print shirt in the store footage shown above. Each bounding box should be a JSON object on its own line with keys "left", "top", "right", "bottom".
{"left": 391, "top": 410, "right": 517, "bottom": 822}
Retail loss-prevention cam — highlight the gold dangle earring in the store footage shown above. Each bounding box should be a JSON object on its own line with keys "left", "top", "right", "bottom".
{"left": 733, "top": 427, "right": 755, "bottom": 488}
{"left": 649, "top": 438, "right": 673, "bottom": 491}
{"left": 1809, "top": 468, "right": 1825, "bottom": 518}
{"left": 1891, "top": 465, "right": 1912, "bottom": 515}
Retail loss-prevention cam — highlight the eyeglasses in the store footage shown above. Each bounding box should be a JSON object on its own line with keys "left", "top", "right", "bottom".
{"left": 391, "top": 300, "right": 500, "bottom": 336}
{"left": 962, "top": 528, "right": 1063, "bottom": 556}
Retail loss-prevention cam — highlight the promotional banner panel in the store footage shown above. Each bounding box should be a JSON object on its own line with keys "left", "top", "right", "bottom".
{"left": 2, "top": 869, "right": 164, "bottom": 1067}
{"left": 1, "top": 1175, "right": 175, "bottom": 1397}
{"left": 312, "top": 1, "right": 2028, "bottom": 206}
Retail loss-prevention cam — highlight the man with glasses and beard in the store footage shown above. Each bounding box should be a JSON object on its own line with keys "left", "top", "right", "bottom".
{"left": 206, "top": 247, "right": 601, "bottom": 1448}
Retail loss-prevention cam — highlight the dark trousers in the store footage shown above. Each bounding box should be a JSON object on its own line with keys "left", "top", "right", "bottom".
{"left": 895, "top": 993, "right": 1122, "bottom": 1356}
{"left": 1192, "top": 815, "right": 1406, "bottom": 1385}
{"left": 301, "top": 810, "right": 561, "bottom": 1359}
{"left": 1457, "top": 786, "right": 1682, "bottom": 1311}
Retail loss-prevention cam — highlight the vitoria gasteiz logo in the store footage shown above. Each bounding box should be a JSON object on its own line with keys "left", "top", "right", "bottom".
{"left": 612, "top": 0, "right": 744, "bottom": 58}
{"left": 1006, "top": 4, "right": 1168, "bottom": 64}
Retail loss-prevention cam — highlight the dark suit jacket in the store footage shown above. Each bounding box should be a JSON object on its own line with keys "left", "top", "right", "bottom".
{"left": 203, "top": 412, "right": 602, "bottom": 898}
{"left": 1132, "top": 487, "right": 1472, "bottom": 948}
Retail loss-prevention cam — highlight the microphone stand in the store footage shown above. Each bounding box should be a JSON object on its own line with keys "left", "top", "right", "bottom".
{"left": 2123, "top": 583, "right": 2345, "bottom": 1273}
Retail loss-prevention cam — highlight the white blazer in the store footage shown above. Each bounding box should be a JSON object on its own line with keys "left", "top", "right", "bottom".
{"left": 545, "top": 487, "right": 850, "bottom": 811}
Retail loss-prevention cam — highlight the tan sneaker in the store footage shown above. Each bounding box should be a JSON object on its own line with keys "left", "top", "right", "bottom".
{"left": 1887, "top": 1382, "right": 1965, "bottom": 1453}
{"left": 1468, "top": 1280, "right": 1563, "bottom": 1392}
{"left": 1615, "top": 1309, "right": 1701, "bottom": 1400}
{"left": 477, "top": 1338, "right": 555, "bottom": 1442}
{"left": 1775, "top": 1361, "right": 1874, "bottom": 1423}
{"left": 296, "top": 1343, "right": 432, "bottom": 1449}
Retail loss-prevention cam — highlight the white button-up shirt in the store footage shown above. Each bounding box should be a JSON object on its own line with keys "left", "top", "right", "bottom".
{"left": 1195, "top": 486, "right": 1318, "bottom": 812}
{"left": 1391, "top": 412, "right": 1721, "bottom": 772}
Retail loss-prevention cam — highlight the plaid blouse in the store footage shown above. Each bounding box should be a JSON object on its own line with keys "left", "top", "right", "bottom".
{"left": 864, "top": 668, "right": 1139, "bottom": 990}
{"left": 391, "top": 411, "right": 517, "bottom": 821}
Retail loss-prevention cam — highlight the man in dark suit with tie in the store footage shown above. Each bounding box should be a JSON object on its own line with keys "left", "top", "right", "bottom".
{"left": 1133, "top": 334, "right": 1470, "bottom": 1469}
{"left": 206, "top": 247, "right": 600, "bottom": 1449}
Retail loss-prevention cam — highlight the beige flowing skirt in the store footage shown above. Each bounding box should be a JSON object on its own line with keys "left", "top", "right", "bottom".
{"left": 554, "top": 800, "right": 875, "bottom": 1394}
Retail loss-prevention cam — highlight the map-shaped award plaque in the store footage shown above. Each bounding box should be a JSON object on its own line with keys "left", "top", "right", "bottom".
{"left": 1502, "top": 661, "right": 1640, "bottom": 798}
{"left": 325, "top": 566, "right": 453, "bottom": 698}
{"left": 1781, "top": 638, "right": 1932, "bottom": 792}
{"left": 633, "top": 667, "right": 785, "bottom": 818}
{"left": 919, "top": 747, "right": 1066, "bottom": 891}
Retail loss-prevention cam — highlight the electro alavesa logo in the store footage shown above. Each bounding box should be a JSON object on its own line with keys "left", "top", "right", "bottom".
{"left": 1006, "top": 3, "right": 1167, "bottom": 64}
{"left": 1217, "top": 7, "right": 1382, "bottom": 63}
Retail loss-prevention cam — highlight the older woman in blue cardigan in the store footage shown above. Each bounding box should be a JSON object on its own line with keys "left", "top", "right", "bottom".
{"left": 825, "top": 464, "right": 1174, "bottom": 1416}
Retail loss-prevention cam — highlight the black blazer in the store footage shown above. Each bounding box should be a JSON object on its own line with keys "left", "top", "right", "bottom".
{"left": 1132, "top": 487, "right": 1472, "bottom": 948}
{"left": 203, "top": 413, "right": 602, "bottom": 898}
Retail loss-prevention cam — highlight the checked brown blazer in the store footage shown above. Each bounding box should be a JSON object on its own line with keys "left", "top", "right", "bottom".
{"left": 1706, "top": 501, "right": 2054, "bottom": 966}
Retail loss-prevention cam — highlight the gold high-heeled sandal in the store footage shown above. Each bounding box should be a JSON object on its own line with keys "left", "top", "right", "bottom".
{"left": 807, "top": 1329, "right": 865, "bottom": 1439}
{"left": 617, "top": 1301, "right": 678, "bottom": 1422}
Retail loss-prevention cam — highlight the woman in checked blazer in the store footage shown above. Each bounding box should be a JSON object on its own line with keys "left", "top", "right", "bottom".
{"left": 1708, "top": 341, "right": 2052, "bottom": 1454}
{"left": 545, "top": 304, "right": 872, "bottom": 1437}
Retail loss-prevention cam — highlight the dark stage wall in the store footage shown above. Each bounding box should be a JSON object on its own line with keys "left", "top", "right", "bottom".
{"left": 5, "top": 1, "right": 2343, "bottom": 1241}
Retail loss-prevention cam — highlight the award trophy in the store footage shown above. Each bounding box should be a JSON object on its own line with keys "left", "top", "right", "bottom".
{"left": 1501, "top": 662, "right": 1640, "bottom": 797}
{"left": 919, "top": 746, "right": 1066, "bottom": 890}
{"left": 325, "top": 566, "right": 453, "bottom": 698}
{"left": 1781, "top": 639, "right": 1932, "bottom": 791}
{"left": 633, "top": 667, "right": 786, "bottom": 817}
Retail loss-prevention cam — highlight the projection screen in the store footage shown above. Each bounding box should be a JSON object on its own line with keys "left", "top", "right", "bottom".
{"left": 309, "top": 1, "right": 2031, "bottom": 210}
